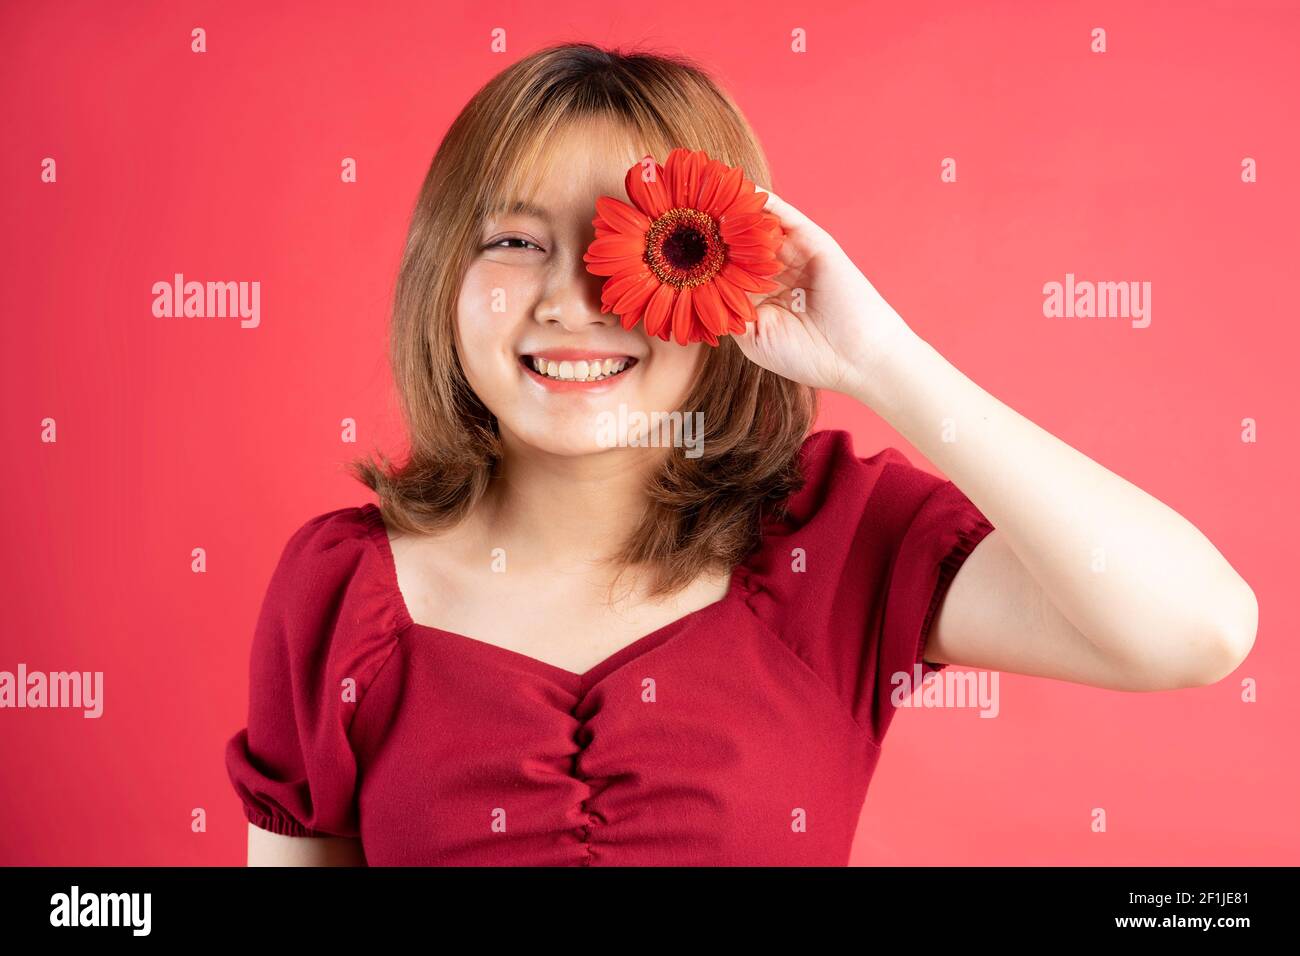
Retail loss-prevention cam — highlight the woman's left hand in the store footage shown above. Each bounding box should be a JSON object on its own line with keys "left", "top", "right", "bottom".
{"left": 731, "top": 188, "right": 917, "bottom": 399}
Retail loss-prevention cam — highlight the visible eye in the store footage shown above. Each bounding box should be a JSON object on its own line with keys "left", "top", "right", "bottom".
{"left": 484, "top": 235, "right": 545, "bottom": 252}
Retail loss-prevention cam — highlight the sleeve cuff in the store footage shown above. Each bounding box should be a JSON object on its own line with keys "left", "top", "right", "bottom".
{"left": 244, "top": 804, "right": 331, "bottom": 839}
{"left": 912, "top": 483, "right": 996, "bottom": 675}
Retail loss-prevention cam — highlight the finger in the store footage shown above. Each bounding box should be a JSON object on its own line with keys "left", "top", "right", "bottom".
{"left": 748, "top": 255, "right": 807, "bottom": 297}
{"left": 754, "top": 186, "right": 820, "bottom": 237}
{"left": 754, "top": 187, "right": 828, "bottom": 270}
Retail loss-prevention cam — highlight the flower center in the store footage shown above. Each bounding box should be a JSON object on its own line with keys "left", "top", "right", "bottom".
{"left": 645, "top": 208, "right": 726, "bottom": 288}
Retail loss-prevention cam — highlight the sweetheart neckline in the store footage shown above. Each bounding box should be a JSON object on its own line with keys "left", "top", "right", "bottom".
{"left": 359, "top": 502, "right": 746, "bottom": 687}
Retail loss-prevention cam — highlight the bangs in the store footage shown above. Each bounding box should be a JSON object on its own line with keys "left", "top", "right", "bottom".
{"left": 475, "top": 110, "right": 681, "bottom": 240}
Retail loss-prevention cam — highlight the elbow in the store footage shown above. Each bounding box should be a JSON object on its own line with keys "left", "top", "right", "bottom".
{"left": 1190, "top": 580, "right": 1258, "bottom": 687}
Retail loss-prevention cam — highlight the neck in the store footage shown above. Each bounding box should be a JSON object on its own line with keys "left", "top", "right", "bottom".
{"left": 477, "top": 429, "right": 668, "bottom": 580}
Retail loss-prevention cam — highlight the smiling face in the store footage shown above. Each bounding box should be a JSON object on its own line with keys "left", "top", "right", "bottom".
{"left": 455, "top": 116, "right": 706, "bottom": 457}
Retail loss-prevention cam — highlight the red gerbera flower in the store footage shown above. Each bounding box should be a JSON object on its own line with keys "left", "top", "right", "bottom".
{"left": 582, "top": 148, "right": 785, "bottom": 346}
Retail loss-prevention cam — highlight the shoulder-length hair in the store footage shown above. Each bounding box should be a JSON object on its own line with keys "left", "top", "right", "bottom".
{"left": 350, "top": 41, "right": 817, "bottom": 599}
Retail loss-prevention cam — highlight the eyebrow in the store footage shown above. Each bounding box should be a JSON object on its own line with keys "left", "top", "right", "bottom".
{"left": 491, "top": 199, "right": 550, "bottom": 220}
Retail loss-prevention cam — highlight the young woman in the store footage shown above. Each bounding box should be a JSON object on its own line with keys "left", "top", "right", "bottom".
{"left": 225, "top": 42, "right": 1257, "bottom": 866}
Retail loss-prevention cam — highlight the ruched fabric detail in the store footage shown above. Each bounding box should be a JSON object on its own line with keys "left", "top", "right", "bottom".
{"left": 224, "top": 429, "right": 995, "bottom": 864}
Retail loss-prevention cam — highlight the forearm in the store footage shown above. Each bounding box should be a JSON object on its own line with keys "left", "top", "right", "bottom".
{"left": 850, "top": 328, "right": 1258, "bottom": 678}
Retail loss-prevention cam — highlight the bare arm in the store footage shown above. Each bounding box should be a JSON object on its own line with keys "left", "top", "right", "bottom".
{"left": 724, "top": 184, "right": 1257, "bottom": 688}
{"left": 246, "top": 822, "right": 367, "bottom": 866}
{"left": 861, "top": 329, "right": 1258, "bottom": 691}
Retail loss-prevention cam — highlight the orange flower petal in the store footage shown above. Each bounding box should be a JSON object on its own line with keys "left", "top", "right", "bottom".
{"left": 584, "top": 256, "right": 639, "bottom": 277}
{"left": 642, "top": 282, "right": 676, "bottom": 339}
{"left": 704, "top": 164, "right": 744, "bottom": 219}
{"left": 727, "top": 245, "right": 782, "bottom": 267}
{"left": 624, "top": 160, "right": 672, "bottom": 219}
{"left": 595, "top": 195, "right": 651, "bottom": 235}
{"left": 721, "top": 261, "right": 782, "bottom": 294}
{"left": 601, "top": 266, "right": 655, "bottom": 310}
{"left": 693, "top": 279, "right": 727, "bottom": 336}
{"left": 727, "top": 225, "right": 780, "bottom": 248}
{"left": 713, "top": 273, "right": 757, "bottom": 324}
{"left": 669, "top": 148, "right": 706, "bottom": 208}
{"left": 720, "top": 211, "right": 771, "bottom": 239}
{"left": 671, "top": 286, "right": 694, "bottom": 345}
{"left": 724, "top": 231, "right": 782, "bottom": 253}
{"left": 723, "top": 187, "right": 768, "bottom": 217}
{"left": 736, "top": 257, "right": 783, "bottom": 277}
{"left": 587, "top": 235, "right": 645, "bottom": 259}
{"left": 663, "top": 148, "right": 688, "bottom": 205}
{"left": 695, "top": 159, "right": 727, "bottom": 215}
{"left": 612, "top": 274, "right": 660, "bottom": 316}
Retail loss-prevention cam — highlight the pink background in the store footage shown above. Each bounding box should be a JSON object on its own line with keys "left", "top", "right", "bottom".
{"left": 2, "top": 0, "right": 1296, "bottom": 865}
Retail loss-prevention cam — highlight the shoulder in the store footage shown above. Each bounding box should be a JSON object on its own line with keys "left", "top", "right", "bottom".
{"left": 738, "top": 429, "right": 994, "bottom": 741}
{"left": 271, "top": 504, "right": 378, "bottom": 570}
{"left": 262, "top": 504, "right": 397, "bottom": 605}
{"left": 740, "top": 429, "right": 965, "bottom": 635}
{"left": 768, "top": 428, "right": 948, "bottom": 537}
{"left": 742, "top": 429, "right": 942, "bottom": 598}
{"left": 252, "top": 503, "right": 404, "bottom": 687}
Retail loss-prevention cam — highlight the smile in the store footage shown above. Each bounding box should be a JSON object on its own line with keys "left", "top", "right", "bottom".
{"left": 518, "top": 353, "right": 639, "bottom": 388}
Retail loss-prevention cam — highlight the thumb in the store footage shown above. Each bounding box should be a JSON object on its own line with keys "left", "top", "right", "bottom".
{"left": 730, "top": 315, "right": 761, "bottom": 362}
{"left": 733, "top": 310, "right": 769, "bottom": 366}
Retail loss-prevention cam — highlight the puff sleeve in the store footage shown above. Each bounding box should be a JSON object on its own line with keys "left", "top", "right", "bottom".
{"left": 743, "top": 429, "right": 995, "bottom": 747}
{"left": 224, "top": 507, "right": 397, "bottom": 839}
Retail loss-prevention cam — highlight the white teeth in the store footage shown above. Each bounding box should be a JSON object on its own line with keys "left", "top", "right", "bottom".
{"left": 527, "top": 357, "right": 631, "bottom": 382}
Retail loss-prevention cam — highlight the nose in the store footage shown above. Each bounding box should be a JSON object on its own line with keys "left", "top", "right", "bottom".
{"left": 532, "top": 253, "right": 618, "bottom": 333}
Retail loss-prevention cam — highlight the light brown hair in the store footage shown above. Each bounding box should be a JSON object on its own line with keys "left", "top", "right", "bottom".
{"left": 350, "top": 41, "right": 818, "bottom": 598}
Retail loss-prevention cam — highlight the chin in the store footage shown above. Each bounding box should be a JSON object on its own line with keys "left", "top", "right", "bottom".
{"left": 500, "top": 414, "right": 610, "bottom": 457}
{"left": 509, "top": 404, "right": 684, "bottom": 458}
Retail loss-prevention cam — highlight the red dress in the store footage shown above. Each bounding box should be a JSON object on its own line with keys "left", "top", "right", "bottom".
{"left": 225, "top": 429, "right": 995, "bottom": 865}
